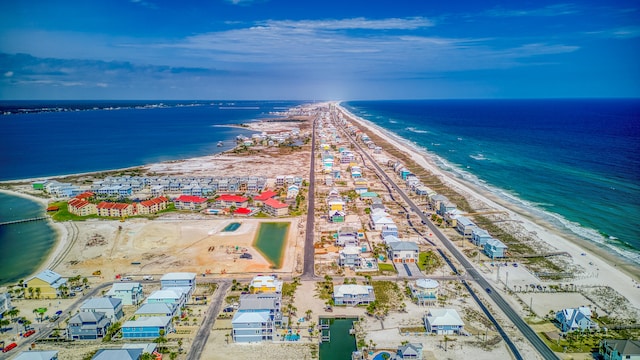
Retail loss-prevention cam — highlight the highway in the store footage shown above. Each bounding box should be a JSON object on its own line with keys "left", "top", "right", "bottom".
{"left": 302, "top": 117, "right": 317, "bottom": 279}
{"left": 334, "top": 106, "right": 559, "bottom": 360}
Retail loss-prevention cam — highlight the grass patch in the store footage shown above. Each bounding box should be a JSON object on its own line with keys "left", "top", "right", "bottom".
{"left": 418, "top": 250, "right": 443, "bottom": 274}
{"left": 377, "top": 263, "right": 397, "bottom": 274}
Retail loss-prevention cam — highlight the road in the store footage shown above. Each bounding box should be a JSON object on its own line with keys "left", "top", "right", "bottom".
{"left": 302, "top": 117, "right": 317, "bottom": 279}
{"left": 186, "top": 280, "right": 231, "bottom": 360}
{"left": 335, "top": 107, "right": 559, "bottom": 360}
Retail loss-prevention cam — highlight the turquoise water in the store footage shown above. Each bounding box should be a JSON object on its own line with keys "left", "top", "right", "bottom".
{"left": 342, "top": 99, "right": 640, "bottom": 263}
{"left": 0, "top": 192, "right": 57, "bottom": 286}
{"left": 319, "top": 318, "right": 357, "bottom": 360}
{"left": 222, "top": 222, "right": 241, "bottom": 232}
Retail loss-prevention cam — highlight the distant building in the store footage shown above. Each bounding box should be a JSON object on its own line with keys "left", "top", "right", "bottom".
{"left": 0, "top": 292, "right": 12, "bottom": 315}
{"left": 13, "top": 351, "right": 59, "bottom": 360}
{"left": 483, "top": 238, "right": 508, "bottom": 259}
{"left": 135, "top": 302, "right": 178, "bottom": 318}
{"left": 80, "top": 297, "right": 124, "bottom": 322}
{"left": 263, "top": 198, "right": 289, "bottom": 217}
{"left": 67, "top": 198, "right": 97, "bottom": 216}
{"left": 173, "top": 195, "right": 208, "bottom": 210}
{"left": 96, "top": 202, "right": 135, "bottom": 218}
{"left": 215, "top": 194, "right": 249, "bottom": 209}
{"left": 160, "top": 272, "right": 197, "bottom": 298}
{"left": 387, "top": 241, "right": 419, "bottom": 263}
{"left": 250, "top": 275, "right": 283, "bottom": 294}
{"left": 232, "top": 293, "right": 282, "bottom": 343}
{"left": 136, "top": 196, "right": 168, "bottom": 215}
{"left": 121, "top": 316, "right": 174, "bottom": 339}
{"left": 410, "top": 279, "right": 439, "bottom": 306}
{"left": 91, "top": 349, "right": 142, "bottom": 360}
{"left": 395, "top": 343, "right": 423, "bottom": 359}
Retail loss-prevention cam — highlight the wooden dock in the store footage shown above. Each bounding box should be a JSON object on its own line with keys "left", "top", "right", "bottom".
{"left": 0, "top": 216, "right": 47, "bottom": 226}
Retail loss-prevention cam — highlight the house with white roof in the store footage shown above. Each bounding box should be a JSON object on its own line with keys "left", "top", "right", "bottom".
{"left": 424, "top": 308, "right": 464, "bottom": 335}
{"left": 122, "top": 316, "right": 174, "bottom": 339}
{"left": 395, "top": 343, "right": 424, "bottom": 359}
{"left": 80, "top": 297, "right": 124, "bottom": 322}
{"left": 146, "top": 288, "right": 189, "bottom": 309}
{"left": 454, "top": 215, "right": 476, "bottom": 239}
{"left": 231, "top": 293, "right": 283, "bottom": 343}
{"left": 105, "top": 282, "right": 144, "bottom": 306}
{"left": 338, "top": 246, "right": 363, "bottom": 268}
{"left": 250, "top": 275, "right": 283, "bottom": 294}
{"left": 387, "top": 241, "right": 419, "bottom": 263}
{"left": 410, "top": 279, "right": 439, "bottom": 306}
{"left": 371, "top": 213, "right": 395, "bottom": 231}
{"left": 135, "top": 302, "right": 178, "bottom": 317}
{"left": 336, "top": 226, "right": 359, "bottom": 247}
{"left": 91, "top": 349, "right": 142, "bottom": 360}
{"left": 333, "top": 284, "right": 375, "bottom": 306}
{"left": 556, "top": 307, "right": 599, "bottom": 333}
{"left": 26, "top": 269, "right": 67, "bottom": 299}
{"left": 0, "top": 292, "right": 11, "bottom": 315}
{"left": 471, "top": 228, "right": 493, "bottom": 246}
{"left": 13, "top": 351, "right": 59, "bottom": 360}
{"left": 160, "top": 272, "right": 197, "bottom": 298}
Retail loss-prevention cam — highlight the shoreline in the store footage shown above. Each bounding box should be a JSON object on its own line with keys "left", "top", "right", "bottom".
{"left": 335, "top": 102, "right": 640, "bottom": 308}
{"left": 0, "top": 189, "right": 69, "bottom": 286}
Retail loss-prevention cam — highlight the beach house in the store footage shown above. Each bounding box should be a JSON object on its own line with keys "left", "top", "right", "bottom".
{"left": 26, "top": 270, "right": 67, "bottom": 299}
{"left": 105, "top": 282, "right": 144, "bottom": 306}
{"left": 215, "top": 194, "right": 249, "bottom": 209}
{"left": 91, "top": 349, "right": 142, "bottom": 360}
{"left": 338, "top": 246, "right": 363, "bottom": 268}
{"left": 381, "top": 224, "right": 399, "bottom": 238}
{"left": 396, "top": 343, "right": 424, "bottom": 359}
{"left": 253, "top": 190, "right": 278, "bottom": 207}
{"left": 555, "top": 307, "right": 599, "bottom": 333}
{"left": 410, "top": 279, "right": 439, "bottom": 306}
{"left": 454, "top": 216, "right": 476, "bottom": 239}
{"left": 0, "top": 292, "right": 12, "bottom": 315}
{"left": 80, "top": 297, "right": 124, "bottom": 322}
{"left": 387, "top": 241, "right": 419, "bottom": 263}
{"left": 135, "top": 302, "right": 178, "bottom": 318}
{"left": 13, "top": 351, "right": 59, "bottom": 360}
{"left": 599, "top": 339, "right": 640, "bottom": 360}
{"left": 249, "top": 275, "right": 283, "bottom": 294}
{"left": 471, "top": 228, "right": 493, "bottom": 246}
{"left": 121, "top": 316, "right": 174, "bottom": 339}
{"left": 336, "top": 226, "right": 359, "bottom": 247}
{"left": 146, "top": 289, "right": 189, "bottom": 310}
{"left": 232, "top": 293, "right": 283, "bottom": 343}
{"left": 484, "top": 238, "right": 508, "bottom": 259}
{"left": 329, "top": 209, "right": 346, "bottom": 223}
{"left": 67, "top": 312, "right": 111, "bottom": 340}
{"left": 333, "top": 284, "right": 375, "bottom": 306}
{"left": 160, "top": 272, "right": 197, "bottom": 298}
{"left": 424, "top": 309, "right": 464, "bottom": 335}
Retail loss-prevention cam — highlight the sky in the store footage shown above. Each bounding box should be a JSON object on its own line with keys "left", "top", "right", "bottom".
{"left": 0, "top": 0, "right": 638, "bottom": 100}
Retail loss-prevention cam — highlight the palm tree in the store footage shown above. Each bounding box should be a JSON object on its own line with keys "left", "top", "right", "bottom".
{"left": 22, "top": 319, "right": 31, "bottom": 332}
{"left": 0, "top": 318, "right": 10, "bottom": 333}
{"left": 28, "top": 287, "right": 34, "bottom": 299}
{"left": 305, "top": 309, "right": 313, "bottom": 321}
{"left": 7, "top": 308, "right": 20, "bottom": 323}
{"left": 35, "top": 287, "right": 41, "bottom": 299}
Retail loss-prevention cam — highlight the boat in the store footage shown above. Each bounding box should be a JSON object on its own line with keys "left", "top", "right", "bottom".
{"left": 217, "top": 141, "right": 223, "bottom": 147}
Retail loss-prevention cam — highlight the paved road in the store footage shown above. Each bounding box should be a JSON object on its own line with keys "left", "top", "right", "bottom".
{"left": 335, "top": 106, "right": 559, "bottom": 360}
{"left": 302, "top": 117, "right": 317, "bottom": 279}
{"left": 186, "top": 280, "right": 231, "bottom": 360}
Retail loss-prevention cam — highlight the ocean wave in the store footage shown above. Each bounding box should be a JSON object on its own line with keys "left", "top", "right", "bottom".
{"left": 405, "top": 127, "right": 429, "bottom": 134}
{"left": 338, "top": 103, "right": 640, "bottom": 264}
{"left": 469, "top": 153, "right": 488, "bottom": 161}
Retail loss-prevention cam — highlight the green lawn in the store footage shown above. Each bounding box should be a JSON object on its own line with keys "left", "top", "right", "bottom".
{"left": 377, "top": 263, "right": 397, "bottom": 274}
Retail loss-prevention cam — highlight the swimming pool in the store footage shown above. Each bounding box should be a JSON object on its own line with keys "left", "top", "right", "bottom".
{"left": 222, "top": 222, "right": 241, "bottom": 232}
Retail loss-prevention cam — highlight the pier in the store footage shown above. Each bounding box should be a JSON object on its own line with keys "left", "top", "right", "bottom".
{"left": 0, "top": 216, "right": 47, "bottom": 226}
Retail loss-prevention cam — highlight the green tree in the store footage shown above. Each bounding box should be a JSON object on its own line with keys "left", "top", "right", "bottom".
{"left": 154, "top": 329, "right": 168, "bottom": 353}
{"left": 0, "top": 318, "right": 10, "bottom": 333}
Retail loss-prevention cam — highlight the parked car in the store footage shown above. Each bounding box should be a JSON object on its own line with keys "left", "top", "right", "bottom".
{"left": 486, "top": 288, "right": 492, "bottom": 294}
{"left": 2, "top": 342, "right": 17, "bottom": 353}
{"left": 240, "top": 253, "right": 252, "bottom": 259}
{"left": 324, "top": 306, "right": 333, "bottom": 312}
{"left": 23, "top": 329, "right": 36, "bottom": 338}
{"left": 143, "top": 275, "right": 154, "bottom": 281}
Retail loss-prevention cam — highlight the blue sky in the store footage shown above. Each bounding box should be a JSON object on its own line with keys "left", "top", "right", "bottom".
{"left": 0, "top": 0, "right": 638, "bottom": 100}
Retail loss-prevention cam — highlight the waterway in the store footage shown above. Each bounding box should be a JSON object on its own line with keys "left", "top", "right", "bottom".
{"left": 0, "top": 192, "right": 57, "bottom": 286}
{"left": 253, "top": 222, "right": 289, "bottom": 269}
{"left": 319, "top": 317, "right": 358, "bottom": 360}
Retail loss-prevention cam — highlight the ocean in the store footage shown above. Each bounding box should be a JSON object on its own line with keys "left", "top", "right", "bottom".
{"left": 342, "top": 99, "right": 640, "bottom": 263}
{"left": 0, "top": 100, "right": 305, "bottom": 285}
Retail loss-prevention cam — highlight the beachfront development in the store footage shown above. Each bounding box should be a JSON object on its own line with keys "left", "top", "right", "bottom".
{"left": 0, "top": 103, "right": 638, "bottom": 360}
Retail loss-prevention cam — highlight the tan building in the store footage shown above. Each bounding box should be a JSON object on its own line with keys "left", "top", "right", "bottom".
{"left": 67, "top": 198, "right": 97, "bottom": 216}
{"left": 263, "top": 198, "right": 289, "bottom": 217}
{"left": 97, "top": 202, "right": 135, "bottom": 217}
{"left": 136, "top": 196, "right": 169, "bottom": 215}
{"left": 26, "top": 270, "right": 67, "bottom": 299}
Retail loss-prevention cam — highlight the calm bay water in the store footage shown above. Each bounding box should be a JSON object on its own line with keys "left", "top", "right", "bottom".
{"left": 0, "top": 101, "right": 304, "bottom": 285}
{"left": 342, "top": 99, "right": 640, "bottom": 262}
{"left": 0, "top": 192, "right": 56, "bottom": 285}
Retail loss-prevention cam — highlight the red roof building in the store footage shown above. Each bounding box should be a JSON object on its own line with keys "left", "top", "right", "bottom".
{"left": 137, "top": 196, "right": 169, "bottom": 215}
{"left": 253, "top": 190, "right": 278, "bottom": 202}
{"left": 174, "top": 195, "right": 208, "bottom": 211}
{"left": 264, "top": 198, "right": 289, "bottom": 217}
{"left": 96, "top": 201, "right": 134, "bottom": 217}
{"left": 215, "top": 194, "right": 249, "bottom": 209}
{"left": 233, "top": 207, "right": 252, "bottom": 215}
{"left": 75, "top": 191, "right": 95, "bottom": 200}
{"left": 67, "top": 197, "right": 97, "bottom": 216}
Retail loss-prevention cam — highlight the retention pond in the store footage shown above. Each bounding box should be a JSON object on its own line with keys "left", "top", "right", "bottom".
{"left": 253, "top": 222, "right": 290, "bottom": 268}
{"left": 319, "top": 317, "right": 358, "bottom": 360}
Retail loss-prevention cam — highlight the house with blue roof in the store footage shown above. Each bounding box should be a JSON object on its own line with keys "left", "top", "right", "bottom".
{"left": 556, "top": 307, "right": 599, "bottom": 333}
{"left": 67, "top": 312, "right": 111, "bottom": 340}
{"left": 454, "top": 215, "right": 476, "bottom": 239}
{"left": 91, "top": 349, "right": 142, "bottom": 360}
{"left": 105, "top": 282, "right": 144, "bottom": 306}
{"left": 80, "top": 297, "right": 124, "bottom": 322}
{"left": 471, "top": 228, "right": 493, "bottom": 246}
{"left": 26, "top": 269, "right": 67, "bottom": 299}
{"left": 135, "top": 302, "right": 178, "bottom": 318}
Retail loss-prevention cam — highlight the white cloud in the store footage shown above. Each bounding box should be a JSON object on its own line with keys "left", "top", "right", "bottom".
{"left": 4, "top": 71, "right": 13, "bottom": 77}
